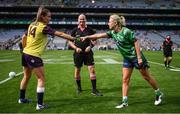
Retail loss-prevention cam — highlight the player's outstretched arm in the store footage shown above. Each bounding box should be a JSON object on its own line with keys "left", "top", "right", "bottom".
{"left": 42, "top": 26, "right": 75, "bottom": 41}
{"left": 68, "top": 41, "right": 77, "bottom": 50}
{"left": 81, "top": 33, "right": 108, "bottom": 41}
{"left": 54, "top": 31, "right": 75, "bottom": 41}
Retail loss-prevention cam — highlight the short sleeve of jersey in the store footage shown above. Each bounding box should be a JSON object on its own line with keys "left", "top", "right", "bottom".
{"left": 42, "top": 26, "right": 55, "bottom": 36}
{"left": 125, "top": 29, "right": 136, "bottom": 43}
{"left": 106, "top": 30, "right": 113, "bottom": 38}
{"left": 71, "top": 28, "right": 77, "bottom": 37}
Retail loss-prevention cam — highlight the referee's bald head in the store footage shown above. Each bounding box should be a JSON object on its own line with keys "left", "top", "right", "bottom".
{"left": 78, "top": 14, "right": 87, "bottom": 22}
{"left": 166, "top": 35, "right": 171, "bottom": 41}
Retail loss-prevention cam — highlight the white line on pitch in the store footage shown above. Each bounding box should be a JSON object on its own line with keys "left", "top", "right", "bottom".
{"left": 0, "top": 77, "right": 12, "bottom": 85}
{"left": 0, "top": 72, "right": 23, "bottom": 85}
{"left": 103, "top": 59, "right": 121, "bottom": 64}
{"left": 102, "top": 51, "right": 180, "bottom": 71}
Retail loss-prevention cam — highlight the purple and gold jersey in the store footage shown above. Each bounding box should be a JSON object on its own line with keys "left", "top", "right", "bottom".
{"left": 23, "top": 22, "right": 54, "bottom": 57}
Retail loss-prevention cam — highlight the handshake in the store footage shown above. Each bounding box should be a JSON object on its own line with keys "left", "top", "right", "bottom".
{"left": 75, "top": 36, "right": 88, "bottom": 42}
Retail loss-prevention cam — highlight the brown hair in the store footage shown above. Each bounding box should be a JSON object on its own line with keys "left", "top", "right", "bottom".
{"left": 34, "top": 6, "right": 50, "bottom": 24}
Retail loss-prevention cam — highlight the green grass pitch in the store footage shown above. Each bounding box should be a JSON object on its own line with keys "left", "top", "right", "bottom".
{"left": 0, "top": 50, "right": 180, "bottom": 113}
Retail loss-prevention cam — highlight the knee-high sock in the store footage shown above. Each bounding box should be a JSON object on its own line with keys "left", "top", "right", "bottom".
{"left": 164, "top": 61, "right": 167, "bottom": 67}
{"left": 90, "top": 75, "right": 96, "bottom": 90}
{"left": 19, "top": 89, "right": 26, "bottom": 99}
{"left": 75, "top": 76, "right": 81, "bottom": 90}
{"left": 168, "top": 60, "right": 172, "bottom": 66}
{"left": 37, "top": 87, "right": 45, "bottom": 105}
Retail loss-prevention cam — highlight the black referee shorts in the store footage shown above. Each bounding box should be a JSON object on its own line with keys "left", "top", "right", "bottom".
{"left": 163, "top": 51, "right": 172, "bottom": 57}
{"left": 73, "top": 51, "right": 94, "bottom": 68}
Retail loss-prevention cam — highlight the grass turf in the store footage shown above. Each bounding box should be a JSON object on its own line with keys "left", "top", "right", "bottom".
{"left": 0, "top": 50, "right": 180, "bottom": 113}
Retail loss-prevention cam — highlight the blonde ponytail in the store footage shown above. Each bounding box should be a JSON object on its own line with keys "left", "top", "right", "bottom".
{"left": 120, "top": 16, "right": 126, "bottom": 26}
{"left": 110, "top": 14, "right": 126, "bottom": 27}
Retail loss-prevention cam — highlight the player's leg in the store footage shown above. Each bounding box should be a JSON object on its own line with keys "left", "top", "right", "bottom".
{"left": 116, "top": 67, "right": 133, "bottom": 108}
{"left": 116, "top": 58, "right": 134, "bottom": 108}
{"left": 88, "top": 65, "right": 103, "bottom": 96}
{"left": 167, "top": 56, "right": 172, "bottom": 67}
{"left": 163, "top": 52, "right": 168, "bottom": 68}
{"left": 75, "top": 66, "right": 82, "bottom": 94}
{"left": 18, "top": 53, "right": 32, "bottom": 103}
{"left": 139, "top": 68, "right": 163, "bottom": 105}
{"left": 164, "top": 57, "right": 168, "bottom": 68}
{"left": 166, "top": 51, "right": 172, "bottom": 68}
{"left": 73, "top": 53, "right": 83, "bottom": 94}
{"left": 139, "top": 68, "right": 158, "bottom": 89}
{"left": 33, "top": 66, "right": 48, "bottom": 110}
{"left": 18, "top": 66, "right": 32, "bottom": 103}
{"left": 88, "top": 65, "right": 96, "bottom": 91}
{"left": 86, "top": 51, "right": 103, "bottom": 96}
{"left": 23, "top": 53, "right": 47, "bottom": 110}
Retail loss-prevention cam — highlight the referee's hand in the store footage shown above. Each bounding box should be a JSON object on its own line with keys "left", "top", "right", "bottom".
{"left": 80, "top": 36, "right": 87, "bottom": 42}
{"left": 85, "top": 46, "right": 91, "bottom": 53}
{"left": 76, "top": 48, "right": 82, "bottom": 53}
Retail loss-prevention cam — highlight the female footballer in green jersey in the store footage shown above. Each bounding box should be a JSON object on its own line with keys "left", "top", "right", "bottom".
{"left": 81, "top": 14, "right": 163, "bottom": 108}
{"left": 18, "top": 6, "right": 75, "bottom": 110}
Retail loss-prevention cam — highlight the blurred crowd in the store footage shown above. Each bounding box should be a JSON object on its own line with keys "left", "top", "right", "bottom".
{"left": 0, "top": 0, "right": 180, "bottom": 9}
{"left": 0, "top": 35, "right": 21, "bottom": 50}
{"left": 1, "top": 29, "right": 179, "bottom": 51}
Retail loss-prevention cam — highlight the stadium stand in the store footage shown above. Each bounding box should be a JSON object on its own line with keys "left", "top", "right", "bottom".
{"left": 0, "top": 0, "right": 180, "bottom": 50}
{"left": 77, "top": 0, "right": 180, "bottom": 9}
{"left": 94, "top": 29, "right": 180, "bottom": 51}
{"left": 1, "top": 0, "right": 180, "bottom": 9}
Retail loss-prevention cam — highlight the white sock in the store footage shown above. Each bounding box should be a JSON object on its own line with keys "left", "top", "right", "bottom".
{"left": 155, "top": 88, "right": 160, "bottom": 93}
{"left": 37, "top": 87, "right": 45, "bottom": 93}
{"left": 123, "top": 96, "right": 128, "bottom": 100}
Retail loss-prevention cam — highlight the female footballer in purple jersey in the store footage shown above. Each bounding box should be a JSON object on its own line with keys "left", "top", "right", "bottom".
{"left": 81, "top": 14, "right": 163, "bottom": 108}
{"left": 18, "top": 6, "right": 75, "bottom": 110}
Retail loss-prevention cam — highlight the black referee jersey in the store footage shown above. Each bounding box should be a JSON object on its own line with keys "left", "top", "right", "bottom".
{"left": 71, "top": 27, "right": 96, "bottom": 51}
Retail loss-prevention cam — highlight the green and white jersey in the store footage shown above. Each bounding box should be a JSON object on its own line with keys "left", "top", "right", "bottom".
{"left": 107, "top": 27, "right": 142, "bottom": 60}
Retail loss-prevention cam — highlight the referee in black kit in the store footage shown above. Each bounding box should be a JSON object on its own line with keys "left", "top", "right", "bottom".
{"left": 162, "top": 35, "right": 173, "bottom": 68}
{"left": 68, "top": 14, "right": 103, "bottom": 96}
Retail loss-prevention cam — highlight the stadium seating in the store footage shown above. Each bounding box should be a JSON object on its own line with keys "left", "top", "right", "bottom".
{"left": 0, "top": 0, "right": 180, "bottom": 50}
{"left": 0, "top": 0, "right": 180, "bottom": 9}
{"left": 0, "top": 28, "right": 179, "bottom": 51}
